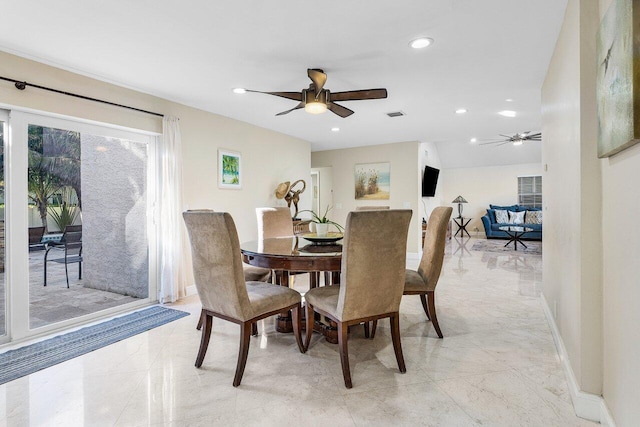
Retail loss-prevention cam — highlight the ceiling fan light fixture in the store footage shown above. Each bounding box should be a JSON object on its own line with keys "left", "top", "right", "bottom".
{"left": 513, "top": 140, "right": 524, "bottom": 146}
{"left": 470, "top": 138, "right": 477, "bottom": 143}
{"left": 410, "top": 37, "right": 434, "bottom": 49}
{"left": 455, "top": 108, "right": 467, "bottom": 114}
{"left": 233, "top": 87, "right": 246, "bottom": 94}
{"left": 305, "top": 101, "right": 327, "bottom": 114}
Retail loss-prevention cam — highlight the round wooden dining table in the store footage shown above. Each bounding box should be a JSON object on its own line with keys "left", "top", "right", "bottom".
{"left": 240, "top": 235, "right": 342, "bottom": 340}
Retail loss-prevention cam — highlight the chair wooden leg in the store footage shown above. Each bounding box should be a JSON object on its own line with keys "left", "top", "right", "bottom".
{"left": 251, "top": 322, "right": 258, "bottom": 336}
{"left": 233, "top": 321, "right": 252, "bottom": 387}
{"left": 420, "top": 294, "right": 431, "bottom": 320}
{"left": 427, "top": 291, "right": 443, "bottom": 338}
{"left": 370, "top": 320, "right": 378, "bottom": 339}
{"left": 304, "top": 303, "right": 314, "bottom": 352}
{"left": 196, "top": 309, "right": 204, "bottom": 330}
{"left": 195, "top": 313, "right": 212, "bottom": 368}
{"left": 390, "top": 314, "right": 406, "bottom": 373}
{"left": 338, "top": 322, "right": 352, "bottom": 388}
{"left": 292, "top": 304, "right": 305, "bottom": 353}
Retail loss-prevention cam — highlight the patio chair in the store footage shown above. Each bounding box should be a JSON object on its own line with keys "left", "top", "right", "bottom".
{"left": 44, "top": 226, "right": 83, "bottom": 288}
{"left": 28, "top": 226, "right": 45, "bottom": 251}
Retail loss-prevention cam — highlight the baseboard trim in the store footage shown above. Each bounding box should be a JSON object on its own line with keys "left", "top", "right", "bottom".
{"left": 541, "top": 294, "right": 615, "bottom": 425}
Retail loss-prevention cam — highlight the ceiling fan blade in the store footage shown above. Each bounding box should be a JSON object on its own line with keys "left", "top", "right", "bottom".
{"left": 527, "top": 132, "right": 542, "bottom": 140}
{"left": 327, "top": 102, "right": 354, "bottom": 118}
{"left": 245, "top": 90, "right": 302, "bottom": 101}
{"left": 275, "top": 102, "right": 304, "bottom": 116}
{"left": 479, "top": 140, "right": 508, "bottom": 146}
{"left": 307, "top": 69, "right": 327, "bottom": 95}
{"left": 330, "top": 89, "right": 388, "bottom": 102}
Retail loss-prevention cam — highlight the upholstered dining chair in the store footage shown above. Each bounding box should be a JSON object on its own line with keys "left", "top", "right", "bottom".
{"left": 370, "top": 206, "right": 452, "bottom": 339}
{"left": 304, "top": 209, "right": 412, "bottom": 388}
{"left": 355, "top": 206, "right": 390, "bottom": 210}
{"left": 256, "top": 207, "right": 295, "bottom": 239}
{"left": 183, "top": 211, "right": 305, "bottom": 387}
{"left": 256, "top": 206, "right": 309, "bottom": 284}
{"left": 188, "top": 210, "right": 271, "bottom": 331}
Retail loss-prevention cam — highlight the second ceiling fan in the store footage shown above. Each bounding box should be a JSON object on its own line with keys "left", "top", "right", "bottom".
{"left": 246, "top": 68, "right": 387, "bottom": 118}
{"left": 479, "top": 131, "right": 542, "bottom": 146}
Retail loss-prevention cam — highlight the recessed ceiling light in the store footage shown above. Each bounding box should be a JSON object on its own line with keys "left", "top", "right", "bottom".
{"left": 455, "top": 108, "right": 467, "bottom": 114}
{"left": 470, "top": 138, "right": 477, "bottom": 143}
{"left": 233, "top": 88, "right": 246, "bottom": 94}
{"left": 505, "top": 98, "right": 513, "bottom": 102}
{"left": 409, "top": 37, "right": 434, "bottom": 49}
{"left": 498, "top": 110, "right": 517, "bottom": 117}
{"left": 331, "top": 127, "right": 340, "bottom": 132}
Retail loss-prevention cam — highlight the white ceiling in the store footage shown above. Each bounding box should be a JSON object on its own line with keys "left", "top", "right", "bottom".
{"left": 0, "top": 0, "right": 567, "bottom": 168}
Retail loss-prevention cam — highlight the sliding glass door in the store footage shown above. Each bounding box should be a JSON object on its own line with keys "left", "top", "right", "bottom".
{"left": 4, "top": 110, "right": 157, "bottom": 341}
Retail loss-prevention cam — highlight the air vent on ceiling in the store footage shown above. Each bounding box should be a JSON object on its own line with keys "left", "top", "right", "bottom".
{"left": 386, "top": 111, "right": 406, "bottom": 117}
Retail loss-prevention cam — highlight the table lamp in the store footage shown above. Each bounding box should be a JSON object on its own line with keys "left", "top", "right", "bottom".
{"left": 452, "top": 195, "right": 468, "bottom": 218}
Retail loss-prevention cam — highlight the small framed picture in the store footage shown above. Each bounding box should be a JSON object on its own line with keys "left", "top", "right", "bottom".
{"left": 218, "top": 149, "right": 242, "bottom": 189}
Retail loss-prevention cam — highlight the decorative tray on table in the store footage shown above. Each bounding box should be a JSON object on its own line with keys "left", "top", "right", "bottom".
{"left": 301, "top": 232, "right": 344, "bottom": 244}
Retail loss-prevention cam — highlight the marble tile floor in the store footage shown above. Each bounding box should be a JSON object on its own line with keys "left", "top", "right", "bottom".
{"left": 0, "top": 237, "right": 596, "bottom": 426}
{"left": 0, "top": 250, "right": 139, "bottom": 333}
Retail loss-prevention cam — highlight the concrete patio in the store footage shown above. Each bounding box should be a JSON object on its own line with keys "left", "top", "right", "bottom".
{"left": 0, "top": 249, "right": 140, "bottom": 333}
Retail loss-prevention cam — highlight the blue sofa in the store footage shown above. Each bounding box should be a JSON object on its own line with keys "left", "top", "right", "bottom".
{"left": 481, "top": 204, "right": 542, "bottom": 240}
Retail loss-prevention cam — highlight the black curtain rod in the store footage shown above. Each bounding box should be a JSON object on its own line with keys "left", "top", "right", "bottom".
{"left": 0, "top": 75, "right": 164, "bottom": 118}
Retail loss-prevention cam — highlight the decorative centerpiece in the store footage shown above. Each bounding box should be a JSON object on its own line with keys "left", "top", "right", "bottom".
{"left": 299, "top": 205, "right": 344, "bottom": 242}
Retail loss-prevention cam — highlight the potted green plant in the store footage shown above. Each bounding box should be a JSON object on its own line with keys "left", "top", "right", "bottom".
{"left": 299, "top": 205, "right": 343, "bottom": 236}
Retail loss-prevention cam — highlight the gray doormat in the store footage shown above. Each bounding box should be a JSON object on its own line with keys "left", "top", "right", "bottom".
{"left": 0, "top": 305, "right": 189, "bottom": 385}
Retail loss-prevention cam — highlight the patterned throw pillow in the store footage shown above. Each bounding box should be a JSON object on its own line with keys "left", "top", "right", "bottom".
{"left": 508, "top": 210, "right": 525, "bottom": 224}
{"left": 525, "top": 210, "right": 543, "bottom": 224}
{"left": 495, "top": 209, "right": 510, "bottom": 223}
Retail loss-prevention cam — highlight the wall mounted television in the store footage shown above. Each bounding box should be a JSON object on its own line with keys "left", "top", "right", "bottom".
{"left": 422, "top": 165, "right": 440, "bottom": 197}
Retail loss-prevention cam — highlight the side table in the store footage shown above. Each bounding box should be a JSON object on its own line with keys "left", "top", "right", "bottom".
{"left": 453, "top": 217, "right": 472, "bottom": 237}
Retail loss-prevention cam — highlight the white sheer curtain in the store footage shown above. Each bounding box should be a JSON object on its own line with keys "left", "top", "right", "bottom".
{"left": 159, "top": 116, "right": 187, "bottom": 303}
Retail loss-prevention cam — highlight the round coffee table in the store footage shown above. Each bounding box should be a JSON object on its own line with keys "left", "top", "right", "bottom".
{"left": 498, "top": 226, "right": 534, "bottom": 251}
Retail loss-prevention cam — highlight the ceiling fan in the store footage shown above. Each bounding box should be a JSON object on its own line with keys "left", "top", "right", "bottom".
{"left": 479, "top": 131, "right": 542, "bottom": 146}
{"left": 246, "top": 69, "right": 387, "bottom": 118}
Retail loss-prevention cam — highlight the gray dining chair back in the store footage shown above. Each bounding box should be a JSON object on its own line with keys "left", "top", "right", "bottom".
{"left": 338, "top": 209, "right": 412, "bottom": 321}
{"left": 256, "top": 207, "right": 294, "bottom": 239}
{"left": 184, "top": 211, "right": 251, "bottom": 320}
{"left": 418, "top": 206, "right": 453, "bottom": 288}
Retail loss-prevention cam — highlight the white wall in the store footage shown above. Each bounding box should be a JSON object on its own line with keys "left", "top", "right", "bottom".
{"left": 597, "top": 0, "right": 640, "bottom": 424}
{"left": 440, "top": 163, "right": 542, "bottom": 235}
{"left": 538, "top": 0, "right": 640, "bottom": 424}
{"left": 311, "top": 141, "right": 422, "bottom": 253}
{"left": 0, "top": 50, "right": 311, "bottom": 288}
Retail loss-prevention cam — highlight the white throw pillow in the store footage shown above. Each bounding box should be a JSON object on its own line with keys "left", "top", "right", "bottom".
{"left": 495, "top": 209, "right": 509, "bottom": 223}
{"left": 508, "top": 210, "right": 525, "bottom": 224}
{"left": 525, "top": 210, "right": 543, "bottom": 224}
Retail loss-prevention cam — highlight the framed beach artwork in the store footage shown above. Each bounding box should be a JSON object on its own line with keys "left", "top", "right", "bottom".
{"left": 218, "top": 149, "right": 242, "bottom": 189}
{"left": 596, "top": 0, "right": 640, "bottom": 158}
{"left": 354, "top": 162, "right": 390, "bottom": 200}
